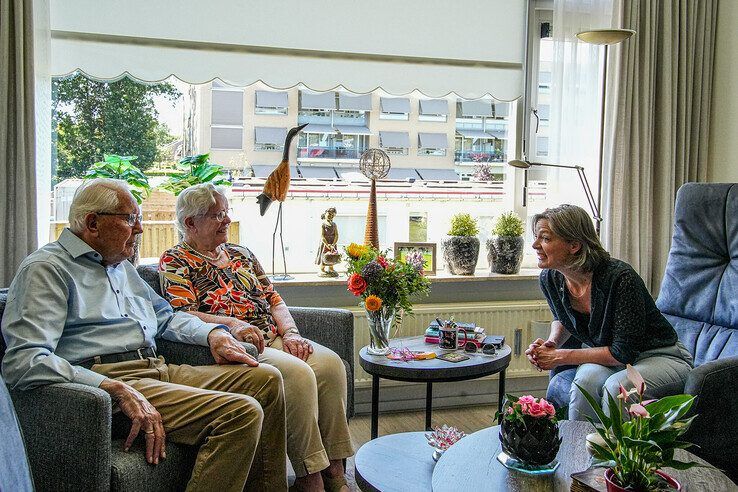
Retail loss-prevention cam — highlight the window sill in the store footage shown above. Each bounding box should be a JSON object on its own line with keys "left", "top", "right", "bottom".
{"left": 270, "top": 268, "right": 541, "bottom": 287}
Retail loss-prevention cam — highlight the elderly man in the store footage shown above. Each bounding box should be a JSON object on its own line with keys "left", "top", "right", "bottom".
{"left": 1, "top": 178, "right": 287, "bottom": 492}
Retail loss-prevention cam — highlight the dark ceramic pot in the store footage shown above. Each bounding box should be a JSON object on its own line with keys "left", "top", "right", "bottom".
{"left": 604, "top": 468, "right": 681, "bottom": 492}
{"left": 487, "top": 236, "right": 524, "bottom": 274}
{"left": 442, "top": 236, "right": 480, "bottom": 275}
{"left": 499, "top": 417, "right": 561, "bottom": 466}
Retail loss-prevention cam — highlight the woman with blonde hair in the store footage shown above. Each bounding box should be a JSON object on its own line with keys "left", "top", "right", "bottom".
{"left": 526, "top": 204, "right": 693, "bottom": 421}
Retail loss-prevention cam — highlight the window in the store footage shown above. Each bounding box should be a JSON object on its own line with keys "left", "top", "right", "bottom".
{"left": 409, "top": 213, "right": 428, "bottom": 241}
{"left": 379, "top": 97, "right": 410, "bottom": 120}
{"left": 254, "top": 127, "right": 287, "bottom": 152}
{"left": 418, "top": 99, "right": 449, "bottom": 122}
{"left": 417, "top": 133, "right": 448, "bottom": 156}
{"left": 254, "top": 90, "right": 288, "bottom": 115}
{"left": 379, "top": 131, "right": 410, "bottom": 155}
{"left": 211, "top": 82, "right": 244, "bottom": 150}
{"left": 528, "top": 9, "right": 553, "bottom": 163}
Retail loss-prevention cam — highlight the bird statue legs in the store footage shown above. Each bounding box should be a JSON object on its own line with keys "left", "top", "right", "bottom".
{"left": 271, "top": 202, "right": 292, "bottom": 280}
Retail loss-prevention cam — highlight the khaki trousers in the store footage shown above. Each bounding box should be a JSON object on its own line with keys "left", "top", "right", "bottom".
{"left": 259, "top": 339, "right": 354, "bottom": 477}
{"left": 93, "top": 357, "right": 287, "bottom": 492}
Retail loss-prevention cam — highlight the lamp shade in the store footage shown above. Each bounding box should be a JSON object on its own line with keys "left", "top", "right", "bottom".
{"left": 576, "top": 29, "right": 635, "bottom": 45}
{"left": 508, "top": 159, "right": 532, "bottom": 169}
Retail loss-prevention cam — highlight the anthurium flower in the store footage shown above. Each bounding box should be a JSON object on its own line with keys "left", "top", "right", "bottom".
{"left": 628, "top": 403, "right": 650, "bottom": 418}
{"left": 617, "top": 384, "right": 638, "bottom": 400}
{"left": 626, "top": 364, "right": 647, "bottom": 395}
{"left": 365, "top": 295, "right": 382, "bottom": 311}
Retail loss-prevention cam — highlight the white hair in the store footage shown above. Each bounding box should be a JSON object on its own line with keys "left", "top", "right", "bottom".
{"left": 68, "top": 178, "right": 133, "bottom": 233}
{"left": 176, "top": 183, "right": 227, "bottom": 235}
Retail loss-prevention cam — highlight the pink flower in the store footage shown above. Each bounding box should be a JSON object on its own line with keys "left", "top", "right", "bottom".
{"left": 527, "top": 401, "right": 548, "bottom": 418}
{"left": 540, "top": 398, "right": 556, "bottom": 417}
{"left": 507, "top": 407, "right": 514, "bottom": 415}
{"left": 517, "top": 395, "right": 535, "bottom": 414}
{"left": 627, "top": 364, "right": 646, "bottom": 396}
{"left": 628, "top": 403, "right": 650, "bottom": 418}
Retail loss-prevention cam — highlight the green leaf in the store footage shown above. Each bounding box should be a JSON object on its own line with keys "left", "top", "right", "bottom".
{"left": 574, "top": 383, "right": 612, "bottom": 429}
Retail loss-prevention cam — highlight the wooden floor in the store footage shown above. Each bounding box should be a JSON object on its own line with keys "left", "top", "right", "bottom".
{"left": 344, "top": 404, "right": 499, "bottom": 491}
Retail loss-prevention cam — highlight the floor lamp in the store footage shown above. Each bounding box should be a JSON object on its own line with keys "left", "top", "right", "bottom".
{"left": 574, "top": 28, "right": 635, "bottom": 234}
{"left": 508, "top": 159, "right": 602, "bottom": 234}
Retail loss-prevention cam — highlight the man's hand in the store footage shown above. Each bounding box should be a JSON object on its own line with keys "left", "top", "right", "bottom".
{"left": 227, "top": 319, "right": 265, "bottom": 354}
{"left": 99, "top": 379, "right": 166, "bottom": 465}
{"left": 208, "top": 328, "right": 259, "bottom": 366}
{"left": 282, "top": 332, "right": 313, "bottom": 361}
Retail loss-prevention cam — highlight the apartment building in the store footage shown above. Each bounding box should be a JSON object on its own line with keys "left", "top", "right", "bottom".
{"left": 186, "top": 82, "right": 515, "bottom": 181}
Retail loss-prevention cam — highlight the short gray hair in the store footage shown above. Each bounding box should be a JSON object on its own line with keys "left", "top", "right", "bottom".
{"left": 68, "top": 178, "right": 132, "bottom": 233}
{"left": 176, "top": 183, "right": 227, "bottom": 234}
{"left": 532, "top": 204, "right": 610, "bottom": 272}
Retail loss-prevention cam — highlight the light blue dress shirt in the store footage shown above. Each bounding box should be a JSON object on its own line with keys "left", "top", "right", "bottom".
{"left": 1, "top": 229, "right": 225, "bottom": 390}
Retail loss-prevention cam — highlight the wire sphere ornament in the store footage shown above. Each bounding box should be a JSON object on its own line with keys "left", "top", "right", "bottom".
{"left": 359, "top": 148, "right": 391, "bottom": 180}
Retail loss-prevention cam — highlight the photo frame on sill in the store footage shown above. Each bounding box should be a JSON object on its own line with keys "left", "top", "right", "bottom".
{"left": 393, "top": 242, "right": 437, "bottom": 276}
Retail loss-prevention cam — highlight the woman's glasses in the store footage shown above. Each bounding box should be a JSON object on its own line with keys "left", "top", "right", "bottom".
{"left": 201, "top": 208, "right": 233, "bottom": 222}
{"left": 464, "top": 342, "right": 497, "bottom": 356}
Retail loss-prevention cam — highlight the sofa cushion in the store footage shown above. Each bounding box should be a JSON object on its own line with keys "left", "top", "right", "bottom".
{"left": 657, "top": 183, "right": 738, "bottom": 365}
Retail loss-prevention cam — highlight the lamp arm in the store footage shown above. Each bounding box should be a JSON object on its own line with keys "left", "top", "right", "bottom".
{"left": 576, "top": 167, "right": 602, "bottom": 223}
{"left": 528, "top": 162, "right": 580, "bottom": 170}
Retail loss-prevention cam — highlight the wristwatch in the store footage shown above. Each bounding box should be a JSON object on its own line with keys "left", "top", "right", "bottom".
{"left": 282, "top": 327, "right": 300, "bottom": 338}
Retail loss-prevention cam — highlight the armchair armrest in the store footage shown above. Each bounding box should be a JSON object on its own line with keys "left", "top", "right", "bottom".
{"left": 156, "top": 338, "right": 257, "bottom": 365}
{"left": 289, "top": 307, "right": 354, "bottom": 367}
{"left": 11, "top": 383, "right": 113, "bottom": 492}
{"left": 682, "top": 356, "right": 738, "bottom": 482}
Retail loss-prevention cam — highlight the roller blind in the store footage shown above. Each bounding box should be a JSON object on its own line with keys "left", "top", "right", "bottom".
{"left": 49, "top": 0, "right": 526, "bottom": 100}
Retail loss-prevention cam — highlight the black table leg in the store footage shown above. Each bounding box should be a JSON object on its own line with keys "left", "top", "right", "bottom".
{"left": 497, "top": 369, "right": 506, "bottom": 421}
{"left": 371, "top": 375, "right": 379, "bottom": 439}
{"left": 425, "top": 382, "right": 433, "bottom": 431}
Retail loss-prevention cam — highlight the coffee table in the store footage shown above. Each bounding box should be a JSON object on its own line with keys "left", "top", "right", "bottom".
{"left": 359, "top": 335, "right": 511, "bottom": 439}
{"left": 354, "top": 421, "right": 737, "bottom": 491}
{"left": 432, "top": 420, "right": 736, "bottom": 491}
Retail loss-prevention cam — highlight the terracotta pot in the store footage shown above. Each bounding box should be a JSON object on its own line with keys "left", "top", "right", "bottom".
{"left": 604, "top": 468, "right": 681, "bottom": 492}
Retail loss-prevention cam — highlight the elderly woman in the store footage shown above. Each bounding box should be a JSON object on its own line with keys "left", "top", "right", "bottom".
{"left": 526, "top": 204, "right": 693, "bottom": 421}
{"left": 158, "top": 183, "right": 353, "bottom": 492}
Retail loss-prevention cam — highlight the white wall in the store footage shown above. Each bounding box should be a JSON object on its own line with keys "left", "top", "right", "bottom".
{"left": 708, "top": 0, "right": 738, "bottom": 183}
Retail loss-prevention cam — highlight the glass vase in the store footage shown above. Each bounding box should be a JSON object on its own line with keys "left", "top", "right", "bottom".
{"left": 365, "top": 305, "right": 395, "bottom": 355}
{"left": 499, "top": 416, "right": 561, "bottom": 466}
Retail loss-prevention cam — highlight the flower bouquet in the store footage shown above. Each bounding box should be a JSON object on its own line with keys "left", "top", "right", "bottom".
{"left": 496, "top": 395, "right": 563, "bottom": 469}
{"left": 576, "top": 365, "right": 702, "bottom": 491}
{"left": 345, "top": 243, "right": 430, "bottom": 355}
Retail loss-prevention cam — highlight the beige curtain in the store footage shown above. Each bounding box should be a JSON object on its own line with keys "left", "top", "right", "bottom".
{"left": 0, "top": 0, "right": 36, "bottom": 286}
{"left": 604, "top": 0, "right": 717, "bottom": 294}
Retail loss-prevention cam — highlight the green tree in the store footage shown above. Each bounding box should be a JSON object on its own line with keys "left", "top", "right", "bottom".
{"left": 52, "top": 74, "right": 180, "bottom": 180}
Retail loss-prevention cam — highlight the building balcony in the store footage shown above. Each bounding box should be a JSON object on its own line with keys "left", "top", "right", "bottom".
{"left": 454, "top": 150, "right": 505, "bottom": 164}
{"left": 297, "top": 146, "right": 367, "bottom": 160}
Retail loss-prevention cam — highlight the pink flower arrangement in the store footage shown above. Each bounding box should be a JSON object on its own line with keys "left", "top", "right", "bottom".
{"left": 497, "top": 394, "right": 561, "bottom": 425}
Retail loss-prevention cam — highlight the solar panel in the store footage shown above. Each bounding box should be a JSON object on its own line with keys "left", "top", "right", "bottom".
{"left": 297, "top": 166, "right": 338, "bottom": 179}
{"left": 415, "top": 168, "right": 459, "bottom": 181}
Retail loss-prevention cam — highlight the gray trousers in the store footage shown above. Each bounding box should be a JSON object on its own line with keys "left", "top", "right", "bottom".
{"left": 561, "top": 342, "right": 693, "bottom": 421}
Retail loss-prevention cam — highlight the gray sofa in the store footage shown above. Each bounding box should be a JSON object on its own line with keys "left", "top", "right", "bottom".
{"left": 0, "top": 263, "right": 355, "bottom": 491}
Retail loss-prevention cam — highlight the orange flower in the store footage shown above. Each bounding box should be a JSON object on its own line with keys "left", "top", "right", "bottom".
{"left": 365, "top": 295, "right": 383, "bottom": 312}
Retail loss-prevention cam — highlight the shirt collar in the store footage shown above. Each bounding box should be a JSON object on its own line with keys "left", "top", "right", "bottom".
{"left": 58, "top": 228, "right": 103, "bottom": 262}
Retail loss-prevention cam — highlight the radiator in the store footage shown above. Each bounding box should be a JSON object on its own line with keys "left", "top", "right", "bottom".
{"left": 349, "top": 301, "right": 553, "bottom": 384}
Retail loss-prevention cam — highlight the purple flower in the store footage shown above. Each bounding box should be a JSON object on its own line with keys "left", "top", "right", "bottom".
{"left": 361, "top": 261, "right": 384, "bottom": 283}
{"left": 406, "top": 251, "right": 425, "bottom": 272}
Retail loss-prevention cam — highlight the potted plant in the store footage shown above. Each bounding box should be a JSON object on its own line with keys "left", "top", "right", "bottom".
{"left": 159, "top": 153, "right": 231, "bottom": 196}
{"left": 577, "top": 365, "right": 702, "bottom": 491}
{"left": 496, "top": 395, "right": 563, "bottom": 468}
{"left": 487, "top": 211, "right": 525, "bottom": 274}
{"left": 84, "top": 154, "right": 152, "bottom": 265}
{"left": 344, "top": 243, "right": 430, "bottom": 355}
{"left": 442, "top": 213, "right": 480, "bottom": 275}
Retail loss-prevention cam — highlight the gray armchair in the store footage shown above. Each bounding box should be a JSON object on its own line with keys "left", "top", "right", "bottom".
{"left": 655, "top": 183, "right": 738, "bottom": 483}
{"left": 0, "top": 264, "right": 354, "bottom": 491}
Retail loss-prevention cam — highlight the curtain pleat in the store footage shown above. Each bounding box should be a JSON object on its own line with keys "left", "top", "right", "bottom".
{"left": 604, "top": 0, "right": 717, "bottom": 294}
{"left": 0, "top": 0, "right": 37, "bottom": 286}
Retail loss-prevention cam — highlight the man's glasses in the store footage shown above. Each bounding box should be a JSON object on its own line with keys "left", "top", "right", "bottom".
{"left": 200, "top": 208, "right": 233, "bottom": 222}
{"left": 464, "top": 342, "right": 497, "bottom": 356}
{"left": 96, "top": 212, "right": 143, "bottom": 227}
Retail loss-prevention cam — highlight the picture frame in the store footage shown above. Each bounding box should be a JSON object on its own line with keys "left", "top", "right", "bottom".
{"left": 393, "top": 242, "right": 437, "bottom": 276}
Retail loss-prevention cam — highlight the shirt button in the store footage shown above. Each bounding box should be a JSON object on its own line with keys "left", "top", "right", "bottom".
{"left": 116, "top": 290, "right": 120, "bottom": 293}
{"left": 123, "top": 314, "right": 129, "bottom": 318}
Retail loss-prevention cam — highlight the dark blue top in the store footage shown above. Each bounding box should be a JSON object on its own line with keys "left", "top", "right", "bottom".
{"left": 539, "top": 258, "right": 678, "bottom": 364}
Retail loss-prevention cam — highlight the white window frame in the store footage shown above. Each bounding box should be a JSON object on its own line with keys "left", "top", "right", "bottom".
{"left": 384, "top": 147, "right": 408, "bottom": 155}
{"left": 418, "top": 148, "right": 447, "bottom": 156}
{"left": 379, "top": 111, "right": 409, "bottom": 121}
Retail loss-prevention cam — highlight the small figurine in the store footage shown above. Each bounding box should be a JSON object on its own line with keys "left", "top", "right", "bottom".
{"left": 316, "top": 207, "right": 341, "bottom": 277}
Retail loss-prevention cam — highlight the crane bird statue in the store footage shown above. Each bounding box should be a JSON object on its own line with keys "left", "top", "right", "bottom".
{"left": 256, "top": 123, "right": 308, "bottom": 280}
{"left": 359, "top": 149, "right": 391, "bottom": 249}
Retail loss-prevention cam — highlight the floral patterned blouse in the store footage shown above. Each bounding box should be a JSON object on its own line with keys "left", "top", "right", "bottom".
{"left": 158, "top": 243, "right": 283, "bottom": 333}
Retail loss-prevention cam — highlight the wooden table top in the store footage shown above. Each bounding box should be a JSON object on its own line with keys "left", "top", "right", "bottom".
{"left": 358, "top": 335, "right": 511, "bottom": 383}
{"left": 432, "top": 420, "right": 737, "bottom": 491}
